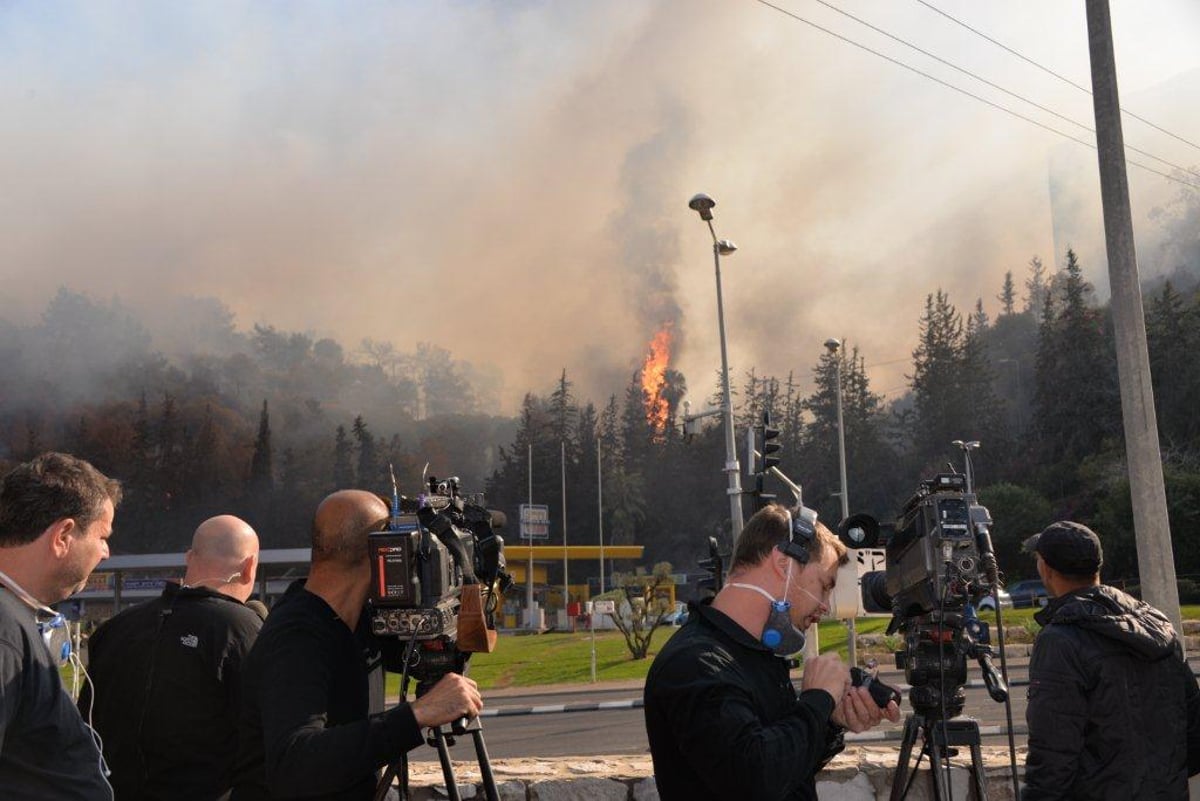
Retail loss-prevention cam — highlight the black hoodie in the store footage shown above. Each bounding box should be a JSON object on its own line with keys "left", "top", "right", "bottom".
{"left": 1023, "top": 585, "right": 1200, "bottom": 800}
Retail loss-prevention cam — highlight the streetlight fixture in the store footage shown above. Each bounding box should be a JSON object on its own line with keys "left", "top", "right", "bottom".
{"left": 825, "top": 337, "right": 855, "bottom": 665}
{"left": 689, "top": 193, "right": 744, "bottom": 537}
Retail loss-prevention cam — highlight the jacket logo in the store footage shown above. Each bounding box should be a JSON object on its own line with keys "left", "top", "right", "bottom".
{"left": 180, "top": 634, "right": 199, "bottom": 648}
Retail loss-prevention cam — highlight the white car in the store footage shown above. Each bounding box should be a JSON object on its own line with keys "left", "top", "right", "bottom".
{"left": 977, "top": 589, "right": 1014, "bottom": 611}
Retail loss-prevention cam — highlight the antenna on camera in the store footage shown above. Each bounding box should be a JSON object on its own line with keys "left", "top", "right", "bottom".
{"left": 952, "top": 440, "right": 981, "bottom": 494}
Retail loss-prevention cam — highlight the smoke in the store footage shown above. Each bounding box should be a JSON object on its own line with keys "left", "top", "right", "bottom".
{"left": 1, "top": 1, "right": 1197, "bottom": 411}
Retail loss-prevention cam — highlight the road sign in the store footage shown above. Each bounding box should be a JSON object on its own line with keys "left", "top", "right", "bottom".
{"left": 519, "top": 504, "right": 551, "bottom": 540}
{"left": 593, "top": 599, "right": 616, "bottom": 615}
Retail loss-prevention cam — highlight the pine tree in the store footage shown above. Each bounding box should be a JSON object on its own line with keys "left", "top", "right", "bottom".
{"left": 1146, "top": 282, "right": 1200, "bottom": 455}
{"left": 909, "top": 290, "right": 970, "bottom": 468}
{"left": 158, "top": 393, "right": 182, "bottom": 511}
{"left": 1023, "top": 255, "right": 1048, "bottom": 315}
{"left": 352, "top": 415, "right": 377, "bottom": 489}
{"left": 620, "top": 372, "right": 653, "bottom": 473}
{"left": 191, "top": 403, "right": 220, "bottom": 502}
{"left": 332, "top": 425, "right": 355, "bottom": 489}
{"left": 998, "top": 271, "right": 1016, "bottom": 316}
{"left": 250, "top": 400, "right": 274, "bottom": 493}
{"left": 1032, "top": 249, "right": 1120, "bottom": 464}
{"left": 548, "top": 369, "right": 578, "bottom": 457}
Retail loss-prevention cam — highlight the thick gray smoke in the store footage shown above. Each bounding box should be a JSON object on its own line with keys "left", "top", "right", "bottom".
{"left": 1, "top": 1, "right": 1197, "bottom": 410}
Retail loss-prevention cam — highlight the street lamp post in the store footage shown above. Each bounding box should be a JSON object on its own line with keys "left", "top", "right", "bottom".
{"left": 825, "top": 338, "right": 855, "bottom": 666}
{"left": 688, "top": 193, "right": 744, "bottom": 538}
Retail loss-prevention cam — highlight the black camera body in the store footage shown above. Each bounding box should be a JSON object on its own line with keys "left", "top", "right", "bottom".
{"left": 864, "top": 473, "right": 997, "bottom": 621}
{"left": 849, "top": 473, "right": 1007, "bottom": 719}
{"left": 366, "top": 476, "right": 511, "bottom": 683}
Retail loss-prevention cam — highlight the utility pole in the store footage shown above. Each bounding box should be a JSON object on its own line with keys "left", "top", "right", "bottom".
{"left": 1085, "top": 0, "right": 1181, "bottom": 637}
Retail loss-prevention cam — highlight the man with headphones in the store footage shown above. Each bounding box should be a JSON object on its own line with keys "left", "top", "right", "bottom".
{"left": 0, "top": 452, "right": 122, "bottom": 800}
{"left": 80, "top": 515, "right": 263, "bottom": 801}
{"left": 644, "top": 503, "right": 900, "bottom": 801}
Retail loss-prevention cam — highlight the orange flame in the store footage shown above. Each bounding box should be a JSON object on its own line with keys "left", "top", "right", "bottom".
{"left": 641, "top": 323, "right": 673, "bottom": 431}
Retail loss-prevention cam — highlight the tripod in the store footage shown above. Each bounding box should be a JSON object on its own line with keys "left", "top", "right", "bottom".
{"left": 385, "top": 716, "right": 498, "bottom": 801}
{"left": 890, "top": 713, "right": 988, "bottom": 801}
{"left": 378, "top": 658, "right": 500, "bottom": 801}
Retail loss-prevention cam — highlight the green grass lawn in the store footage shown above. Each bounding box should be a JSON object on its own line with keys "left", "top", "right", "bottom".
{"left": 390, "top": 603, "right": 1200, "bottom": 694}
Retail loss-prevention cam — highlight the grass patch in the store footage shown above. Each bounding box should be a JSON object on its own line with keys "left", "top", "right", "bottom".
{"left": 414, "top": 601, "right": 1194, "bottom": 692}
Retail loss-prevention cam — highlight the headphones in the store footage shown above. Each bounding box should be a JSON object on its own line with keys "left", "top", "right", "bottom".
{"left": 40, "top": 611, "right": 73, "bottom": 664}
{"left": 779, "top": 505, "right": 819, "bottom": 565}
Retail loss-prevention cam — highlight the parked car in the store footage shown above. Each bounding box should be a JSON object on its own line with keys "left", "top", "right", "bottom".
{"left": 977, "top": 588, "right": 1013, "bottom": 611}
{"left": 1006, "top": 579, "right": 1049, "bottom": 608}
{"left": 662, "top": 602, "right": 689, "bottom": 627}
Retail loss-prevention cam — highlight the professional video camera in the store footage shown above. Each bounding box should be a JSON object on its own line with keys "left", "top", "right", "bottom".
{"left": 849, "top": 472, "right": 1006, "bottom": 718}
{"left": 367, "top": 472, "right": 513, "bottom": 685}
{"left": 843, "top": 455, "right": 1019, "bottom": 801}
{"left": 366, "top": 471, "right": 513, "bottom": 801}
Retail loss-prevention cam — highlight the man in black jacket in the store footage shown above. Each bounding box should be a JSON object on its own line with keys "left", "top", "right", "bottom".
{"left": 80, "top": 515, "right": 262, "bottom": 801}
{"left": 644, "top": 504, "right": 899, "bottom": 801}
{"left": 0, "top": 452, "right": 121, "bottom": 801}
{"left": 231, "top": 490, "right": 482, "bottom": 801}
{"left": 1022, "top": 521, "right": 1200, "bottom": 800}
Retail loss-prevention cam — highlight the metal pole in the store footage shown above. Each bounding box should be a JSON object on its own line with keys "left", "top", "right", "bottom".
{"left": 597, "top": 446, "right": 605, "bottom": 596}
{"left": 527, "top": 443, "right": 535, "bottom": 630}
{"left": 710, "top": 225, "right": 744, "bottom": 537}
{"left": 561, "top": 440, "right": 568, "bottom": 624}
{"left": 1085, "top": 0, "right": 1181, "bottom": 637}
{"left": 833, "top": 345, "right": 855, "bottom": 666}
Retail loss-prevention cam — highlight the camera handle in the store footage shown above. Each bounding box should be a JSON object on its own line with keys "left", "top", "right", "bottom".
{"left": 970, "top": 646, "right": 1008, "bottom": 704}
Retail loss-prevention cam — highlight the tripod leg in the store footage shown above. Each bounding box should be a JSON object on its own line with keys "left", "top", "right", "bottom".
{"left": 890, "top": 715, "right": 920, "bottom": 801}
{"left": 926, "top": 725, "right": 949, "bottom": 801}
{"left": 431, "top": 727, "right": 461, "bottom": 801}
{"left": 968, "top": 731, "right": 988, "bottom": 801}
{"left": 470, "top": 727, "right": 499, "bottom": 801}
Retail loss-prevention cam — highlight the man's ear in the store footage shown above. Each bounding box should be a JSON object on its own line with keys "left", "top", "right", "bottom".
{"left": 769, "top": 545, "right": 791, "bottom": 578}
{"left": 47, "top": 518, "right": 77, "bottom": 558}
{"left": 240, "top": 554, "right": 258, "bottom": 585}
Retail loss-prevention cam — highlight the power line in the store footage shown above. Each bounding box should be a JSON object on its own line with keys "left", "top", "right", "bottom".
{"left": 751, "top": 0, "right": 1200, "bottom": 191}
{"left": 864, "top": 356, "right": 911, "bottom": 369}
{"left": 913, "top": 0, "right": 1200, "bottom": 155}
{"left": 805, "top": 0, "right": 1200, "bottom": 183}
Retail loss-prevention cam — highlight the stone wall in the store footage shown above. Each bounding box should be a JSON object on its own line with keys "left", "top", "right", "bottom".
{"left": 402, "top": 747, "right": 1024, "bottom": 800}
{"left": 405, "top": 749, "right": 1200, "bottom": 800}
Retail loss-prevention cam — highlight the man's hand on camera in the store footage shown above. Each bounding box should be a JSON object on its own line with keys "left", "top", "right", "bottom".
{"left": 411, "top": 673, "right": 484, "bottom": 728}
{"left": 830, "top": 686, "right": 902, "bottom": 732}
{"left": 800, "top": 654, "right": 849, "bottom": 704}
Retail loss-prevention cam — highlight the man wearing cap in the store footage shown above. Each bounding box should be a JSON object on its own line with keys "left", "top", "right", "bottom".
{"left": 1022, "top": 520, "right": 1200, "bottom": 800}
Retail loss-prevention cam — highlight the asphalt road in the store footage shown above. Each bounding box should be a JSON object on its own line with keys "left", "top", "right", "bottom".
{"left": 408, "top": 660, "right": 1041, "bottom": 763}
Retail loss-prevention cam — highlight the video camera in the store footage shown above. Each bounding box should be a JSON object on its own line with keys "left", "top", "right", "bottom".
{"left": 857, "top": 473, "right": 998, "bottom": 620}
{"left": 843, "top": 472, "right": 1007, "bottom": 718}
{"left": 367, "top": 473, "right": 513, "bottom": 685}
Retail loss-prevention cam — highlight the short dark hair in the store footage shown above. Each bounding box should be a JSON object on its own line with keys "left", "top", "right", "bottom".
{"left": 731, "top": 504, "right": 848, "bottom": 571}
{"left": 0, "top": 452, "right": 122, "bottom": 547}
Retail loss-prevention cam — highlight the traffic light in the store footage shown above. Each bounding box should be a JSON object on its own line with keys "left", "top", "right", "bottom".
{"left": 759, "top": 411, "right": 781, "bottom": 472}
{"left": 747, "top": 411, "right": 781, "bottom": 509}
{"left": 696, "top": 536, "right": 725, "bottom": 597}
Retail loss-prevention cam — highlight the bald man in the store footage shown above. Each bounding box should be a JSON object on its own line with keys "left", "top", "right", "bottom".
{"left": 231, "top": 490, "right": 482, "bottom": 801}
{"left": 80, "top": 515, "right": 263, "bottom": 801}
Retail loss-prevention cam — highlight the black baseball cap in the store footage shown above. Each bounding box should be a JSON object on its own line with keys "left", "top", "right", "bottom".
{"left": 1023, "top": 521, "right": 1103, "bottom": 576}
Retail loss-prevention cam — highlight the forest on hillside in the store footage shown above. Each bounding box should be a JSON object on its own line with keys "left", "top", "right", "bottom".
{"left": 2, "top": 184, "right": 1199, "bottom": 594}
